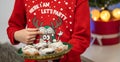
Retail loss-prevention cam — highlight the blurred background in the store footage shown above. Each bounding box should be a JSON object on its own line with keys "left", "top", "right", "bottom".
{"left": 0, "top": 0, "right": 120, "bottom": 62}
{"left": 0, "top": 0, "right": 14, "bottom": 43}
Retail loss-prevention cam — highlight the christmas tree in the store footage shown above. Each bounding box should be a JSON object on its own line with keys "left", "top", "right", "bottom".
{"left": 89, "top": 0, "right": 120, "bottom": 22}
{"left": 89, "top": 0, "right": 120, "bottom": 9}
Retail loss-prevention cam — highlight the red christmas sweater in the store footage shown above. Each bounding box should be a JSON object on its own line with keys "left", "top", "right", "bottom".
{"left": 7, "top": 0, "right": 90, "bottom": 62}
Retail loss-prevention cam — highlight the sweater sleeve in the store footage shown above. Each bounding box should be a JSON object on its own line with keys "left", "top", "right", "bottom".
{"left": 7, "top": 0, "right": 27, "bottom": 45}
{"left": 69, "top": 0, "right": 90, "bottom": 56}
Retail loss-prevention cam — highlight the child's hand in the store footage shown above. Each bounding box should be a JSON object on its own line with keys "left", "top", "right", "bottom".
{"left": 14, "top": 28, "right": 42, "bottom": 44}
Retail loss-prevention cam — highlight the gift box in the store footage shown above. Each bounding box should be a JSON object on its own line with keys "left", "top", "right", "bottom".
{"left": 91, "top": 20, "right": 120, "bottom": 45}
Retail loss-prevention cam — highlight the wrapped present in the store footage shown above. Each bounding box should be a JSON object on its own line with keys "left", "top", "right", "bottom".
{"left": 91, "top": 20, "right": 120, "bottom": 45}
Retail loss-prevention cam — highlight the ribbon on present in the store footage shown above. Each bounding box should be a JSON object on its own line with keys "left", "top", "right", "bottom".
{"left": 91, "top": 33, "right": 120, "bottom": 46}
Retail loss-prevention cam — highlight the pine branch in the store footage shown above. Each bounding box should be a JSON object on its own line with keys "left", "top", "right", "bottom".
{"left": 89, "top": 0, "right": 120, "bottom": 8}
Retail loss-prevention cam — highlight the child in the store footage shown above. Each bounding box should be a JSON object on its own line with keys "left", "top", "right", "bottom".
{"left": 7, "top": 0, "right": 90, "bottom": 62}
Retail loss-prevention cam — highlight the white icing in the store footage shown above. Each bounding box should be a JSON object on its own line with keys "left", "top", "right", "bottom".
{"left": 46, "top": 27, "right": 55, "bottom": 34}
{"left": 34, "top": 42, "right": 47, "bottom": 49}
{"left": 22, "top": 39, "right": 68, "bottom": 56}
{"left": 39, "top": 48, "right": 54, "bottom": 55}
{"left": 23, "top": 48, "right": 39, "bottom": 55}
{"left": 22, "top": 45, "right": 34, "bottom": 50}
{"left": 39, "top": 27, "right": 47, "bottom": 34}
{"left": 48, "top": 41, "right": 63, "bottom": 49}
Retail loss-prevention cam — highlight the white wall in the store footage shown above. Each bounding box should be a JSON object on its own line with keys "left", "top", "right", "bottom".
{"left": 0, "top": 0, "right": 15, "bottom": 43}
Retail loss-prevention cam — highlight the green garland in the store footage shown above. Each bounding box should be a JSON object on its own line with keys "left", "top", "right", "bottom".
{"left": 89, "top": 0, "right": 120, "bottom": 8}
